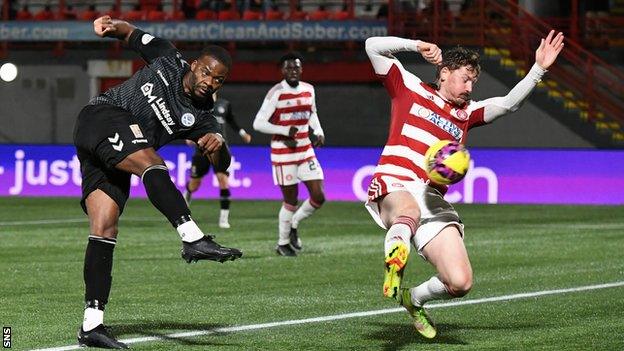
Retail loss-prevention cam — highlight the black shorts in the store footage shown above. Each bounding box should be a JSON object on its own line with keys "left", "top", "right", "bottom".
{"left": 190, "top": 148, "right": 211, "bottom": 178}
{"left": 73, "top": 104, "right": 153, "bottom": 214}
{"left": 190, "top": 148, "right": 229, "bottom": 178}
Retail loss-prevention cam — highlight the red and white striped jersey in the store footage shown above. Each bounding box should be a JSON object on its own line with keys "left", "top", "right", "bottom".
{"left": 365, "top": 36, "right": 546, "bottom": 193}
{"left": 253, "top": 80, "right": 324, "bottom": 166}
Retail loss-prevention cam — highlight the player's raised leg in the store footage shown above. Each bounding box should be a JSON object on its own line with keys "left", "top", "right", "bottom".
{"left": 378, "top": 191, "right": 420, "bottom": 300}
{"left": 79, "top": 190, "right": 128, "bottom": 349}
{"left": 117, "top": 148, "right": 242, "bottom": 263}
{"left": 404, "top": 225, "right": 472, "bottom": 338}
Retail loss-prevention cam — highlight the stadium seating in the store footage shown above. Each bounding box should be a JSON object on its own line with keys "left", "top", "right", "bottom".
{"left": 15, "top": 5, "right": 33, "bottom": 20}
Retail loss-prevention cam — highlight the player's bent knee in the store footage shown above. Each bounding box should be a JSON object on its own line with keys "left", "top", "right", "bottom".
{"left": 90, "top": 223, "right": 119, "bottom": 238}
{"left": 445, "top": 274, "right": 473, "bottom": 297}
{"left": 119, "top": 149, "right": 165, "bottom": 176}
{"left": 389, "top": 207, "right": 420, "bottom": 227}
{"left": 311, "top": 194, "right": 325, "bottom": 207}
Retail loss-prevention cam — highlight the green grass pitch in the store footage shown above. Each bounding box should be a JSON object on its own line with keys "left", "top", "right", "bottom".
{"left": 1, "top": 197, "right": 623, "bottom": 350}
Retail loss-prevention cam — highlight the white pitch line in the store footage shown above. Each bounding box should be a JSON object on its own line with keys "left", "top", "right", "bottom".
{"left": 30, "top": 280, "right": 624, "bottom": 351}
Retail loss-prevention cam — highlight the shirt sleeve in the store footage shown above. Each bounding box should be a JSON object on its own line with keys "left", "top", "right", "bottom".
{"left": 308, "top": 87, "right": 324, "bottom": 136}
{"left": 470, "top": 63, "right": 547, "bottom": 124}
{"left": 365, "top": 36, "right": 422, "bottom": 97}
{"left": 128, "top": 29, "right": 179, "bottom": 64}
{"left": 252, "top": 88, "right": 291, "bottom": 136}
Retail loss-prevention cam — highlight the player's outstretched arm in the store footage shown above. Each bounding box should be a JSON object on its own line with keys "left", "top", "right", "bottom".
{"left": 535, "top": 30, "right": 565, "bottom": 70}
{"left": 93, "top": 16, "right": 136, "bottom": 44}
{"left": 478, "top": 30, "right": 565, "bottom": 123}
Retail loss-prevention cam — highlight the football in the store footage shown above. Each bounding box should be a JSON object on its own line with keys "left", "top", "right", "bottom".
{"left": 424, "top": 140, "right": 471, "bottom": 185}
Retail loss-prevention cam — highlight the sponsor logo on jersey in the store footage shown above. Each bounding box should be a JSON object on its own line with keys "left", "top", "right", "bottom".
{"left": 141, "top": 34, "right": 155, "bottom": 45}
{"left": 141, "top": 82, "right": 175, "bottom": 134}
{"left": 410, "top": 103, "right": 463, "bottom": 140}
{"left": 108, "top": 133, "right": 124, "bottom": 152}
{"left": 181, "top": 113, "right": 196, "bottom": 127}
{"left": 282, "top": 111, "right": 310, "bottom": 121}
{"left": 455, "top": 109, "right": 468, "bottom": 121}
{"left": 417, "top": 107, "right": 430, "bottom": 118}
{"left": 129, "top": 124, "right": 144, "bottom": 138}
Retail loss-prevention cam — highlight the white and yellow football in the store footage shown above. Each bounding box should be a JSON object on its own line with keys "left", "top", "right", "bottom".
{"left": 424, "top": 140, "right": 470, "bottom": 185}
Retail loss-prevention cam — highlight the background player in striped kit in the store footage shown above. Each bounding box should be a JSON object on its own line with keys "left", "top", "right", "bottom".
{"left": 365, "top": 31, "right": 564, "bottom": 338}
{"left": 184, "top": 93, "right": 252, "bottom": 228}
{"left": 253, "top": 52, "right": 326, "bottom": 257}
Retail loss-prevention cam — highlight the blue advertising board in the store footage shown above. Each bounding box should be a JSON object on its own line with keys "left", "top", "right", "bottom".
{"left": 0, "top": 20, "right": 388, "bottom": 41}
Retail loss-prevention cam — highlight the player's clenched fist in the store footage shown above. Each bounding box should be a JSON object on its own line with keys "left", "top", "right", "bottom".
{"left": 197, "top": 133, "right": 224, "bottom": 154}
{"left": 417, "top": 41, "right": 442, "bottom": 65}
{"left": 94, "top": 16, "right": 116, "bottom": 37}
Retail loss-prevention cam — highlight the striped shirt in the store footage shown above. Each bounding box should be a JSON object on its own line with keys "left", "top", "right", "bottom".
{"left": 365, "top": 36, "right": 545, "bottom": 193}
{"left": 253, "top": 80, "right": 324, "bottom": 166}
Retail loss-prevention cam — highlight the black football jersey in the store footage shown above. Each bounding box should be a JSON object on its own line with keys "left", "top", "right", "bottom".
{"left": 90, "top": 29, "right": 220, "bottom": 149}
{"left": 212, "top": 98, "right": 243, "bottom": 140}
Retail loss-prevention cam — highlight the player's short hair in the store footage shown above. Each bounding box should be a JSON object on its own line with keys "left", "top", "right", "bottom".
{"left": 200, "top": 45, "right": 232, "bottom": 70}
{"left": 434, "top": 46, "right": 481, "bottom": 83}
{"left": 279, "top": 52, "right": 303, "bottom": 67}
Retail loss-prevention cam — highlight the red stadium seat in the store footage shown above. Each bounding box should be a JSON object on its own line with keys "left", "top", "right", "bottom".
{"left": 59, "top": 6, "right": 78, "bottom": 20}
{"left": 140, "top": 0, "right": 161, "bottom": 12}
{"left": 103, "top": 7, "right": 121, "bottom": 19}
{"left": 16, "top": 5, "right": 33, "bottom": 20}
{"left": 242, "top": 10, "right": 262, "bottom": 20}
{"left": 168, "top": 10, "right": 186, "bottom": 20}
{"left": 332, "top": 6, "right": 352, "bottom": 20}
{"left": 147, "top": 9, "right": 167, "bottom": 21}
{"left": 288, "top": 9, "right": 307, "bottom": 20}
{"left": 34, "top": 6, "right": 55, "bottom": 20}
{"left": 218, "top": 10, "right": 240, "bottom": 20}
{"left": 124, "top": 6, "right": 146, "bottom": 21}
{"left": 308, "top": 7, "right": 330, "bottom": 20}
{"left": 195, "top": 9, "right": 216, "bottom": 20}
{"left": 265, "top": 8, "right": 284, "bottom": 20}
{"left": 79, "top": 6, "right": 100, "bottom": 21}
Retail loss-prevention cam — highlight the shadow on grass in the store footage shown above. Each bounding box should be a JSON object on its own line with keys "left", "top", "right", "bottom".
{"left": 111, "top": 321, "right": 240, "bottom": 347}
{"left": 366, "top": 322, "right": 467, "bottom": 350}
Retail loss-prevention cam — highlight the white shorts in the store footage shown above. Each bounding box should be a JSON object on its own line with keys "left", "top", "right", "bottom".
{"left": 271, "top": 158, "right": 324, "bottom": 186}
{"left": 365, "top": 175, "right": 464, "bottom": 258}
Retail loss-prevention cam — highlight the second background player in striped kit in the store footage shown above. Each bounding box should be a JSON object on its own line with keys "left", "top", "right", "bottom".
{"left": 253, "top": 52, "right": 326, "bottom": 257}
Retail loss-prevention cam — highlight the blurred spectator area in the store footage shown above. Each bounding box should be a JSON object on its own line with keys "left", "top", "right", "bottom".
{"left": 4, "top": 0, "right": 624, "bottom": 51}
{"left": 2, "top": 0, "right": 392, "bottom": 20}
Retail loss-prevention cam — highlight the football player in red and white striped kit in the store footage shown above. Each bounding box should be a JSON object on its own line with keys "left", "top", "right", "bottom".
{"left": 365, "top": 30, "right": 564, "bottom": 337}
{"left": 253, "top": 52, "right": 326, "bottom": 257}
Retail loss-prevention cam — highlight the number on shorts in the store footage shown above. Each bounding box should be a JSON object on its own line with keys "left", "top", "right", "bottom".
{"left": 308, "top": 160, "right": 317, "bottom": 171}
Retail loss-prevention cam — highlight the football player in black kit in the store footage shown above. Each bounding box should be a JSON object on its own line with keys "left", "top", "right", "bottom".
{"left": 73, "top": 16, "right": 243, "bottom": 348}
{"left": 184, "top": 94, "right": 252, "bottom": 229}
